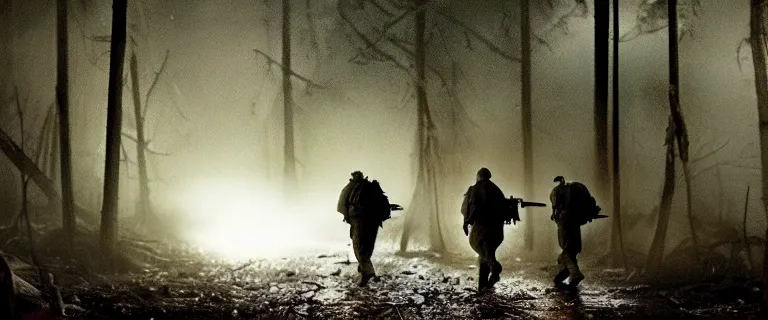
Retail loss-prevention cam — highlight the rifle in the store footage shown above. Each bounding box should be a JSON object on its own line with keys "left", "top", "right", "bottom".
{"left": 504, "top": 195, "right": 547, "bottom": 225}
{"left": 509, "top": 196, "right": 547, "bottom": 208}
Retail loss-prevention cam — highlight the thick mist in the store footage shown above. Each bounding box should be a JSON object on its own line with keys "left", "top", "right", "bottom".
{"left": 0, "top": 0, "right": 763, "bottom": 264}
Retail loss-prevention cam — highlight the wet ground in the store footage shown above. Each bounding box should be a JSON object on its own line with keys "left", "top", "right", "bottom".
{"left": 50, "top": 249, "right": 763, "bottom": 319}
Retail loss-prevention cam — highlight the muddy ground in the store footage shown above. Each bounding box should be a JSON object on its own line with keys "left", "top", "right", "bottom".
{"left": 18, "top": 248, "right": 757, "bottom": 320}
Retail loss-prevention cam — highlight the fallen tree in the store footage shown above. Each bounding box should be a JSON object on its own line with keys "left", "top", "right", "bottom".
{"left": 0, "top": 127, "right": 99, "bottom": 226}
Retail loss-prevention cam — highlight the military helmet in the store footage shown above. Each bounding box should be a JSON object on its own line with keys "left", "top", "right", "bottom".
{"left": 477, "top": 168, "right": 492, "bottom": 180}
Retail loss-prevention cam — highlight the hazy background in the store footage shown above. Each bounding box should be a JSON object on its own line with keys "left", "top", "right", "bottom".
{"left": 0, "top": 0, "right": 762, "bottom": 262}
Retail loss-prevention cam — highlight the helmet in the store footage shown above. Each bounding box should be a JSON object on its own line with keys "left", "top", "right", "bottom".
{"left": 477, "top": 168, "right": 492, "bottom": 180}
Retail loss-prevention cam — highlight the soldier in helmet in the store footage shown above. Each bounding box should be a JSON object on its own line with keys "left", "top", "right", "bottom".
{"left": 550, "top": 176, "right": 585, "bottom": 289}
{"left": 461, "top": 168, "right": 508, "bottom": 291}
{"left": 337, "top": 171, "right": 392, "bottom": 287}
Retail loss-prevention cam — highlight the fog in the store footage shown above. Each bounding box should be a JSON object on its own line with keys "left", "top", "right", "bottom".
{"left": 0, "top": 0, "right": 763, "bottom": 266}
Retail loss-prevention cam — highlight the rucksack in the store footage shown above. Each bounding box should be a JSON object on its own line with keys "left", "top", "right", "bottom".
{"left": 563, "top": 182, "right": 601, "bottom": 225}
{"left": 501, "top": 198, "right": 521, "bottom": 225}
{"left": 349, "top": 179, "right": 392, "bottom": 222}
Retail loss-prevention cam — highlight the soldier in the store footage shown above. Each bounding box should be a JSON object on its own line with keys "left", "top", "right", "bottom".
{"left": 461, "top": 168, "right": 508, "bottom": 291}
{"left": 337, "top": 171, "right": 392, "bottom": 287}
{"left": 550, "top": 176, "right": 586, "bottom": 289}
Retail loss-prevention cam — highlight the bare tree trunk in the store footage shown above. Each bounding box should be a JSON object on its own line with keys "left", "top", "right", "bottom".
{"left": 100, "top": 0, "right": 128, "bottom": 258}
{"left": 0, "top": 254, "right": 14, "bottom": 320}
{"left": 282, "top": 0, "right": 297, "bottom": 195}
{"left": 56, "top": 0, "right": 75, "bottom": 245}
{"left": 667, "top": 0, "right": 700, "bottom": 267}
{"left": 594, "top": 0, "right": 610, "bottom": 205}
{"left": 0, "top": 127, "right": 99, "bottom": 225}
{"left": 645, "top": 117, "right": 676, "bottom": 273}
{"left": 610, "top": 0, "right": 627, "bottom": 269}
{"left": 748, "top": 0, "right": 768, "bottom": 308}
{"left": 400, "top": 0, "right": 445, "bottom": 253}
{"left": 520, "top": 0, "right": 535, "bottom": 252}
{"left": 129, "top": 52, "right": 152, "bottom": 225}
{"left": 0, "top": 0, "right": 12, "bottom": 103}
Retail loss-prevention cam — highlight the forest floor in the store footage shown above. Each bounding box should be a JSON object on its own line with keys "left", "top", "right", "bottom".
{"left": 12, "top": 246, "right": 760, "bottom": 320}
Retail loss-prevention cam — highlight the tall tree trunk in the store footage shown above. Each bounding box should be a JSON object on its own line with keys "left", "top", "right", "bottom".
{"left": 594, "top": 0, "right": 610, "bottom": 204}
{"left": 520, "top": 0, "right": 535, "bottom": 252}
{"left": 56, "top": 0, "right": 75, "bottom": 245}
{"left": 400, "top": 0, "right": 445, "bottom": 253}
{"left": 100, "top": 0, "right": 128, "bottom": 258}
{"left": 748, "top": 0, "right": 768, "bottom": 308}
{"left": 645, "top": 117, "right": 676, "bottom": 272}
{"left": 129, "top": 52, "right": 152, "bottom": 225}
{"left": 667, "top": 0, "right": 700, "bottom": 267}
{"left": 610, "top": 0, "right": 627, "bottom": 269}
{"left": 0, "top": 0, "right": 12, "bottom": 102}
{"left": 282, "top": 0, "right": 297, "bottom": 196}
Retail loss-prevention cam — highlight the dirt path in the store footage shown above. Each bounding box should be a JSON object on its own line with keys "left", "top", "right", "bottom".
{"left": 57, "top": 250, "right": 761, "bottom": 319}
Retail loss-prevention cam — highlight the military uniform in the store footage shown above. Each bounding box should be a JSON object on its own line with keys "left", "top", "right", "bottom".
{"left": 337, "top": 172, "right": 385, "bottom": 286}
{"left": 550, "top": 178, "right": 585, "bottom": 288}
{"left": 462, "top": 169, "right": 507, "bottom": 290}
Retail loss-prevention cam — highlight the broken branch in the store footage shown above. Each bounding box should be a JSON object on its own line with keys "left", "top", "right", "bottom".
{"left": 143, "top": 49, "right": 171, "bottom": 116}
{"left": 434, "top": 9, "right": 521, "bottom": 62}
{"left": 253, "top": 49, "right": 327, "bottom": 89}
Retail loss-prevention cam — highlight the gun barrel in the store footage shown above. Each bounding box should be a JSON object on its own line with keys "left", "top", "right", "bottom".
{"left": 520, "top": 201, "right": 546, "bottom": 208}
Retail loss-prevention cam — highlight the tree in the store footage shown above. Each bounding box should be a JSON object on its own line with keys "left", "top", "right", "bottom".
{"left": 645, "top": 0, "right": 698, "bottom": 274}
{"left": 56, "top": 0, "right": 76, "bottom": 245}
{"left": 337, "top": 0, "right": 518, "bottom": 253}
{"left": 520, "top": 0, "right": 534, "bottom": 252}
{"left": 594, "top": 0, "right": 610, "bottom": 214}
{"left": 128, "top": 51, "right": 151, "bottom": 226}
{"left": 125, "top": 48, "right": 170, "bottom": 228}
{"left": 747, "top": 0, "right": 768, "bottom": 308}
{"left": 282, "top": 0, "right": 298, "bottom": 196}
{"left": 402, "top": 0, "right": 445, "bottom": 252}
{"left": 610, "top": 0, "right": 627, "bottom": 269}
{"left": 100, "top": 0, "right": 128, "bottom": 257}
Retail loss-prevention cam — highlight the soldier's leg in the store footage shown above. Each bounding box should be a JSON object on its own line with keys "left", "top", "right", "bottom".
{"left": 553, "top": 251, "right": 570, "bottom": 285}
{"left": 469, "top": 226, "right": 490, "bottom": 290}
{"left": 566, "top": 251, "right": 584, "bottom": 287}
{"left": 486, "top": 235, "right": 503, "bottom": 288}
{"left": 349, "top": 220, "right": 365, "bottom": 274}
{"left": 486, "top": 252, "right": 502, "bottom": 288}
{"left": 358, "top": 222, "right": 379, "bottom": 277}
{"left": 477, "top": 256, "right": 490, "bottom": 290}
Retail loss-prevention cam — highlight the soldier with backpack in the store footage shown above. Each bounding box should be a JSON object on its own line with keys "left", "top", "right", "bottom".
{"left": 337, "top": 171, "right": 394, "bottom": 287}
{"left": 549, "top": 175, "right": 603, "bottom": 289}
{"left": 461, "top": 168, "right": 510, "bottom": 291}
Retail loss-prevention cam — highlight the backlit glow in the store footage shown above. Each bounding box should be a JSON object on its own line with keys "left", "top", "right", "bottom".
{"left": 179, "top": 180, "right": 348, "bottom": 261}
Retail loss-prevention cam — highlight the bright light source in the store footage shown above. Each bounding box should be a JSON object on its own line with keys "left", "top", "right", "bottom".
{"left": 178, "top": 179, "right": 349, "bottom": 261}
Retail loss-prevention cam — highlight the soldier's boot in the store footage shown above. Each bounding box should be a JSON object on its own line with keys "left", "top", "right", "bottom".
{"left": 553, "top": 268, "right": 569, "bottom": 286}
{"left": 487, "top": 261, "right": 502, "bottom": 288}
{"left": 567, "top": 271, "right": 584, "bottom": 289}
{"left": 478, "top": 264, "right": 490, "bottom": 291}
{"left": 359, "top": 273, "right": 374, "bottom": 287}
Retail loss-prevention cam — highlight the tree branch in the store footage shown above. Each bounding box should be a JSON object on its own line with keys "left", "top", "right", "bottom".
{"left": 252, "top": 49, "right": 327, "bottom": 89}
{"left": 145, "top": 144, "right": 170, "bottom": 156}
{"left": 362, "top": 0, "right": 430, "bottom": 54}
{"left": 366, "top": 0, "right": 396, "bottom": 17}
{"left": 143, "top": 49, "right": 170, "bottom": 116}
{"left": 338, "top": 0, "right": 411, "bottom": 75}
{"left": 121, "top": 132, "right": 138, "bottom": 143}
{"left": 433, "top": 9, "right": 521, "bottom": 62}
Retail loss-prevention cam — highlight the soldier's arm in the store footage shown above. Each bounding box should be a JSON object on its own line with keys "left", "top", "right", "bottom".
{"left": 466, "top": 186, "right": 480, "bottom": 224}
{"left": 460, "top": 186, "right": 471, "bottom": 218}
{"left": 337, "top": 182, "right": 354, "bottom": 215}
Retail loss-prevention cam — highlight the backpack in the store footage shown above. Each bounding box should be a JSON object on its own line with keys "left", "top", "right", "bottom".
{"left": 501, "top": 198, "right": 521, "bottom": 225}
{"left": 563, "top": 182, "right": 601, "bottom": 225}
{"left": 349, "top": 179, "right": 392, "bottom": 222}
